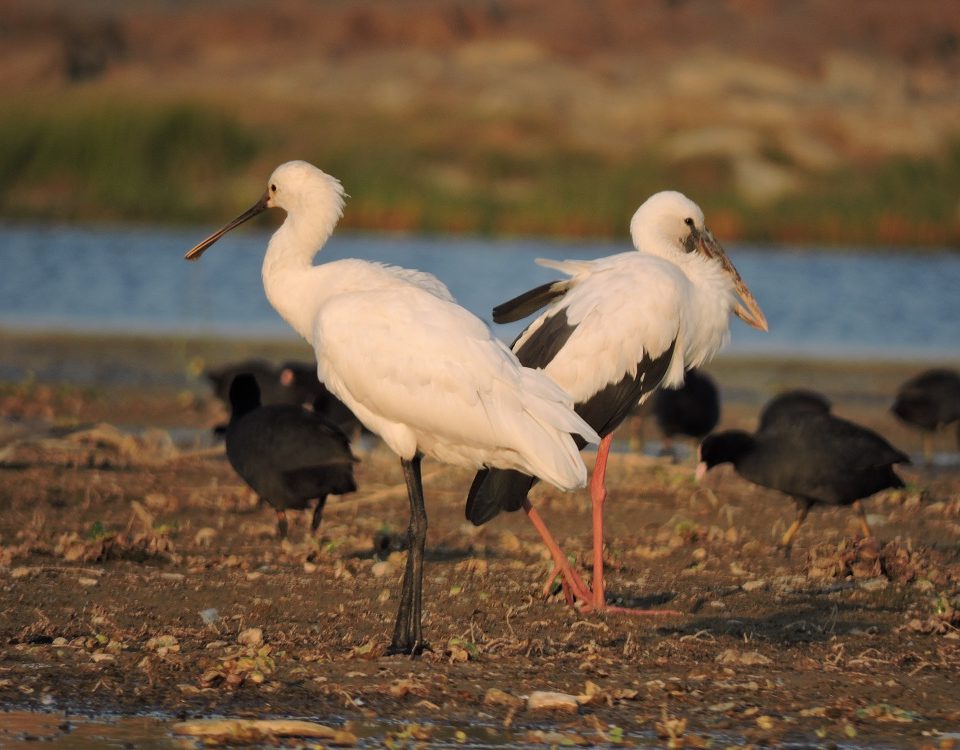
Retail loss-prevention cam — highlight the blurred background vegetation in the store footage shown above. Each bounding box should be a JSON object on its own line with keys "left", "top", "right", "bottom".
{"left": 1, "top": 0, "right": 959, "bottom": 247}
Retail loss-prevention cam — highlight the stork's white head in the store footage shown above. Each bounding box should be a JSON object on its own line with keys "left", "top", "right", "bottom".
{"left": 629, "top": 190, "right": 768, "bottom": 331}
{"left": 185, "top": 160, "right": 345, "bottom": 261}
{"left": 629, "top": 190, "right": 706, "bottom": 257}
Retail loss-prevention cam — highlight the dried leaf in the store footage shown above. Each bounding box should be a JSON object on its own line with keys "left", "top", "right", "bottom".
{"left": 715, "top": 649, "right": 772, "bottom": 666}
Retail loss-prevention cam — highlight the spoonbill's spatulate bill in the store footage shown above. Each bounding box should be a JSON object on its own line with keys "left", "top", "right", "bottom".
{"left": 185, "top": 160, "right": 599, "bottom": 655}
{"left": 697, "top": 410, "right": 908, "bottom": 554}
{"left": 225, "top": 373, "right": 357, "bottom": 539}
{"left": 466, "top": 190, "right": 768, "bottom": 614}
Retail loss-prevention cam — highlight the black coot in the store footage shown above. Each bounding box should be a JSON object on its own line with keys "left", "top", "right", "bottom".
{"left": 757, "top": 388, "right": 832, "bottom": 432}
{"left": 652, "top": 368, "right": 720, "bottom": 457}
{"left": 698, "top": 411, "right": 908, "bottom": 554}
{"left": 225, "top": 374, "right": 357, "bottom": 539}
{"left": 891, "top": 368, "right": 960, "bottom": 460}
{"left": 205, "top": 359, "right": 290, "bottom": 406}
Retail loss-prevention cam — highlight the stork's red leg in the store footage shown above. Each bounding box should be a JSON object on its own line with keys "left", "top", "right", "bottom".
{"left": 590, "top": 434, "right": 612, "bottom": 609}
{"left": 523, "top": 498, "right": 593, "bottom": 605}
{"left": 585, "top": 435, "right": 681, "bottom": 617}
{"left": 524, "top": 438, "right": 680, "bottom": 618}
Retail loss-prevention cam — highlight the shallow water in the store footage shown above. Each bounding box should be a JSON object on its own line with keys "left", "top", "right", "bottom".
{"left": 1, "top": 223, "right": 958, "bottom": 360}
{"left": 0, "top": 711, "right": 663, "bottom": 749}
{"left": 0, "top": 711, "right": 177, "bottom": 750}
{"left": 0, "top": 711, "right": 921, "bottom": 750}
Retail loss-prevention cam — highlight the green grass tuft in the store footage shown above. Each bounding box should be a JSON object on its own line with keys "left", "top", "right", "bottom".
{"left": 0, "top": 102, "right": 263, "bottom": 222}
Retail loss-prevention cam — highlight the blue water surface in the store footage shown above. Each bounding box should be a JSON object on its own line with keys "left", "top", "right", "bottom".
{"left": 0, "top": 223, "right": 957, "bottom": 360}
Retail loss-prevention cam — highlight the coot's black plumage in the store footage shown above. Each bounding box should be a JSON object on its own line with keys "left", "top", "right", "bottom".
{"left": 225, "top": 374, "right": 357, "bottom": 539}
{"left": 757, "top": 389, "right": 832, "bottom": 432}
{"left": 698, "top": 412, "right": 908, "bottom": 553}
{"left": 207, "top": 359, "right": 302, "bottom": 438}
{"left": 891, "top": 368, "right": 960, "bottom": 458}
{"left": 280, "top": 361, "right": 365, "bottom": 437}
{"left": 206, "top": 359, "right": 292, "bottom": 406}
{"left": 652, "top": 368, "right": 720, "bottom": 455}
{"left": 206, "top": 359, "right": 365, "bottom": 441}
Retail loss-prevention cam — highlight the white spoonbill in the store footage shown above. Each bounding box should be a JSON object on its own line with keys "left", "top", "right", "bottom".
{"left": 466, "top": 191, "right": 768, "bottom": 614}
{"left": 184, "top": 160, "right": 599, "bottom": 655}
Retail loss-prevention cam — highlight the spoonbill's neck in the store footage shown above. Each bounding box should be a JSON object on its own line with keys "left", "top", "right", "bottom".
{"left": 261, "top": 214, "right": 337, "bottom": 342}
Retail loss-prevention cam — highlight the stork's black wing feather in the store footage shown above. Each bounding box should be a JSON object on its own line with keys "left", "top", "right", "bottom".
{"left": 512, "top": 309, "right": 577, "bottom": 370}
{"left": 465, "top": 468, "right": 536, "bottom": 526}
{"left": 492, "top": 279, "right": 570, "bottom": 323}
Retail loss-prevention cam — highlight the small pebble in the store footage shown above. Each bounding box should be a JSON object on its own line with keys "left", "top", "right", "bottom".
{"left": 371, "top": 561, "right": 394, "bottom": 578}
{"left": 237, "top": 627, "right": 263, "bottom": 647}
{"left": 194, "top": 527, "right": 217, "bottom": 546}
{"left": 499, "top": 530, "right": 522, "bottom": 553}
{"left": 484, "top": 687, "right": 524, "bottom": 709}
{"left": 527, "top": 690, "right": 580, "bottom": 713}
{"left": 716, "top": 649, "right": 772, "bottom": 666}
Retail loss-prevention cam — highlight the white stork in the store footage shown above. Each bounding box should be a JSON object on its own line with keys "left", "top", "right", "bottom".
{"left": 466, "top": 191, "right": 768, "bottom": 614}
{"left": 185, "top": 160, "right": 600, "bottom": 655}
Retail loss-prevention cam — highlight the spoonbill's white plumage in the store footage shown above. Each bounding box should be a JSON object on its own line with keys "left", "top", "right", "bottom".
{"left": 466, "top": 190, "right": 767, "bottom": 614}
{"left": 185, "top": 160, "right": 599, "bottom": 655}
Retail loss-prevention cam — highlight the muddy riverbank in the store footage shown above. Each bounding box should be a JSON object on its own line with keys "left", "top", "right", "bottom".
{"left": 1, "top": 336, "right": 958, "bottom": 747}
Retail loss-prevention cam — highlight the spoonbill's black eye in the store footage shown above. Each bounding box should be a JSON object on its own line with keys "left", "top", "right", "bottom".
{"left": 684, "top": 217, "right": 695, "bottom": 227}
{"left": 270, "top": 184, "right": 277, "bottom": 193}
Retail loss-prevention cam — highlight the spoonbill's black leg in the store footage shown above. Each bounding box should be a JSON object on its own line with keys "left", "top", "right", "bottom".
{"left": 387, "top": 455, "right": 428, "bottom": 656}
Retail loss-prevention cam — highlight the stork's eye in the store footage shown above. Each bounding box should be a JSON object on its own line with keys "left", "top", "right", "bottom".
{"left": 270, "top": 184, "right": 277, "bottom": 193}
{"left": 684, "top": 217, "right": 695, "bottom": 227}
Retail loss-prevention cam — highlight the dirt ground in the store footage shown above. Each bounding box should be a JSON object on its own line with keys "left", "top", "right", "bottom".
{"left": 0, "top": 340, "right": 958, "bottom": 748}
